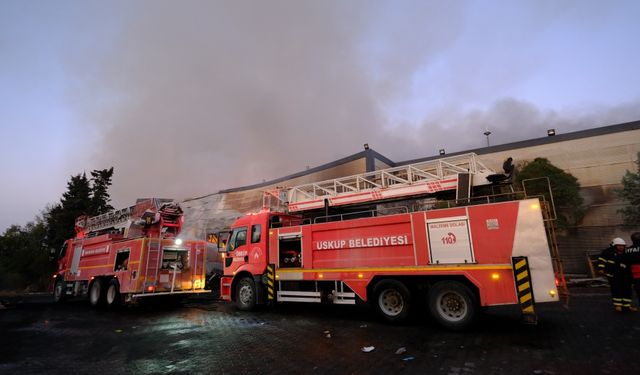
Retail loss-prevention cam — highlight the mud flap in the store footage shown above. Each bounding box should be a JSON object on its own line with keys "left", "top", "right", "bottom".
{"left": 266, "top": 264, "right": 276, "bottom": 305}
{"left": 512, "top": 256, "right": 538, "bottom": 325}
{"left": 256, "top": 264, "right": 277, "bottom": 306}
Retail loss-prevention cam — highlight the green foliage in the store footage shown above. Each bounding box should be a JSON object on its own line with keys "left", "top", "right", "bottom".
{"left": 0, "top": 167, "right": 114, "bottom": 292}
{"left": 0, "top": 219, "right": 52, "bottom": 291}
{"left": 45, "top": 173, "right": 92, "bottom": 253}
{"left": 516, "top": 157, "right": 585, "bottom": 229}
{"left": 617, "top": 152, "right": 640, "bottom": 225}
{"left": 91, "top": 167, "right": 114, "bottom": 215}
{"left": 45, "top": 168, "right": 115, "bottom": 252}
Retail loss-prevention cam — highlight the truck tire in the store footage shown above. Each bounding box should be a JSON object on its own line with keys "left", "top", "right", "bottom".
{"left": 106, "top": 279, "right": 121, "bottom": 307}
{"left": 373, "top": 279, "right": 411, "bottom": 323}
{"left": 89, "top": 279, "right": 105, "bottom": 307}
{"left": 53, "top": 279, "right": 66, "bottom": 303}
{"left": 236, "top": 277, "right": 256, "bottom": 311}
{"left": 428, "top": 281, "right": 478, "bottom": 330}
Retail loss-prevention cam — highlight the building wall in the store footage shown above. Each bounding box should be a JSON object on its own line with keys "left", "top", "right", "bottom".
{"left": 476, "top": 129, "right": 639, "bottom": 190}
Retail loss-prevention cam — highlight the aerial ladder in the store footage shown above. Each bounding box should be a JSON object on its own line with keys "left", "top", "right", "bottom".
{"left": 264, "top": 153, "right": 497, "bottom": 212}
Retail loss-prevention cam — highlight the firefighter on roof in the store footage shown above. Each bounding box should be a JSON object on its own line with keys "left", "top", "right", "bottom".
{"left": 598, "top": 237, "right": 636, "bottom": 312}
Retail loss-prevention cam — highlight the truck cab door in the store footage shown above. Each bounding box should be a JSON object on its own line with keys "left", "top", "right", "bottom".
{"left": 224, "top": 227, "right": 248, "bottom": 272}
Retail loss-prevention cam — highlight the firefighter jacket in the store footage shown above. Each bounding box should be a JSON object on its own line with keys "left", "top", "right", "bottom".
{"left": 598, "top": 246, "right": 627, "bottom": 278}
{"left": 624, "top": 245, "right": 640, "bottom": 280}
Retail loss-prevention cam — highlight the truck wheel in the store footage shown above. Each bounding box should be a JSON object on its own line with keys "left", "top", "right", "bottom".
{"left": 89, "top": 279, "right": 105, "bottom": 307}
{"left": 373, "top": 279, "right": 411, "bottom": 323}
{"left": 236, "top": 277, "right": 256, "bottom": 311}
{"left": 106, "top": 279, "right": 121, "bottom": 307}
{"left": 428, "top": 281, "right": 478, "bottom": 330}
{"left": 53, "top": 279, "right": 66, "bottom": 303}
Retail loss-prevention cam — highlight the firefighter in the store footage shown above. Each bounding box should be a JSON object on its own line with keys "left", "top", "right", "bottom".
{"left": 624, "top": 232, "right": 640, "bottom": 307}
{"left": 502, "top": 157, "right": 514, "bottom": 177}
{"left": 598, "top": 237, "right": 635, "bottom": 312}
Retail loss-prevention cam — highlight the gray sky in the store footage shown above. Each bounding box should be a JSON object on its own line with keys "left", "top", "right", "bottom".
{"left": 2, "top": 0, "right": 640, "bottom": 231}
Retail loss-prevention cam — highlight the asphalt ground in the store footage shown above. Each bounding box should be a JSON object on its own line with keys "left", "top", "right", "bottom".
{"left": 1, "top": 286, "right": 639, "bottom": 375}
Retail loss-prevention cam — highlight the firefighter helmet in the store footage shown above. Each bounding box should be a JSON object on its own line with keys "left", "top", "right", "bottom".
{"left": 612, "top": 237, "right": 626, "bottom": 246}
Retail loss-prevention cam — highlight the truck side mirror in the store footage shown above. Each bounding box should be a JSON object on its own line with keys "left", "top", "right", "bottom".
{"left": 217, "top": 231, "right": 230, "bottom": 253}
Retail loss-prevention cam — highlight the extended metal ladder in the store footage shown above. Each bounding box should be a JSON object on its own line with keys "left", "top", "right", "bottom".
{"left": 266, "top": 153, "right": 496, "bottom": 212}
{"left": 84, "top": 205, "right": 135, "bottom": 235}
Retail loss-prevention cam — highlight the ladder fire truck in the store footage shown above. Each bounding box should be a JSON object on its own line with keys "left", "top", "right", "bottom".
{"left": 218, "top": 153, "right": 567, "bottom": 330}
{"left": 51, "top": 198, "right": 209, "bottom": 307}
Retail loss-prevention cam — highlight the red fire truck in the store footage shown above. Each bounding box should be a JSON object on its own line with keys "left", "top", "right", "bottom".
{"left": 219, "top": 153, "right": 565, "bottom": 329}
{"left": 52, "top": 198, "right": 209, "bottom": 307}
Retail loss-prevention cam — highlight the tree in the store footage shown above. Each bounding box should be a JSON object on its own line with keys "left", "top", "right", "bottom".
{"left": 90, "top": 167, "right": 114, "bottom": 215}
{"left": 0, "top": 167, "right": 115, "bottom": 292}
{"left": 617, "top": 152, "right": 640, "bottom": 225}
{"left": 45, "top": 173, "right": 92, "bottom": 252}
{"left": 516, "top": 157, "right": 585, "bottom": 229}
{"left": 0, "top": 219, "right": 50, "bottom": 291}
{"left": 45, "top": 168, "right": 115, "bottom": 253}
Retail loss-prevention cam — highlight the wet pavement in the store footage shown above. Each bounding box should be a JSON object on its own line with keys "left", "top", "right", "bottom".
{"left": 1, "top": 286, "right": 639, "bottom": 375}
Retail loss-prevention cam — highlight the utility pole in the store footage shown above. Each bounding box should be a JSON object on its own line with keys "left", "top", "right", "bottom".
{"left": 483, "top": 130, "right": 492, "bottom": 147}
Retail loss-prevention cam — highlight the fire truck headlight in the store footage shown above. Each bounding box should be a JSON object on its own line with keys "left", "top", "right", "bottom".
{"left": 491, "top": 273, "right": 500, "bottom": 280}
{"left": 549, "top": 289, "right": 557, "bottom": 297}
{"left": 175, "top": 238, "right": 183, "bottom": 246}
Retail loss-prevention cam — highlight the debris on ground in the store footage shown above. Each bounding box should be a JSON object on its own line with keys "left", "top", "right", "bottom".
{"left": 361, "top": 346, "right": 375, "bottom": 353}
{"left": 566, "top": 277, "right": 608, "bottom": 287}
{"left": 395, "top": 347, "right": 407, "bottom": 355}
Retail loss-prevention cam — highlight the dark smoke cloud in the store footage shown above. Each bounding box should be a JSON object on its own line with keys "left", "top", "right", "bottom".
{"left": 376, "top": 98, "right": 640, "bottom": 161}
{"left": 64, "top": 1, "right": 639, "bottom": 208}
{"left": 69, "top": 1, "right": 465, "bottom": 205}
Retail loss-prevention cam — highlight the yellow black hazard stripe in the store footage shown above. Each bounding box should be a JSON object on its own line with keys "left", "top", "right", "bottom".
{"left": 512, "top": 257, "right": 535, "bottom": 315}
{"left": 266, "top": 264, "right": 275, "bottom": 301}
{"left": 597, "top": 257, "right": 614, "bottom": 277}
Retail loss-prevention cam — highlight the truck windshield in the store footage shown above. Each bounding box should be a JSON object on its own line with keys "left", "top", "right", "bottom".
{"left": 226, "top": 227, "right": 247, "bottom": 252}
{"left": 58, "top": 241, "right": 67, "bottom": 259}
